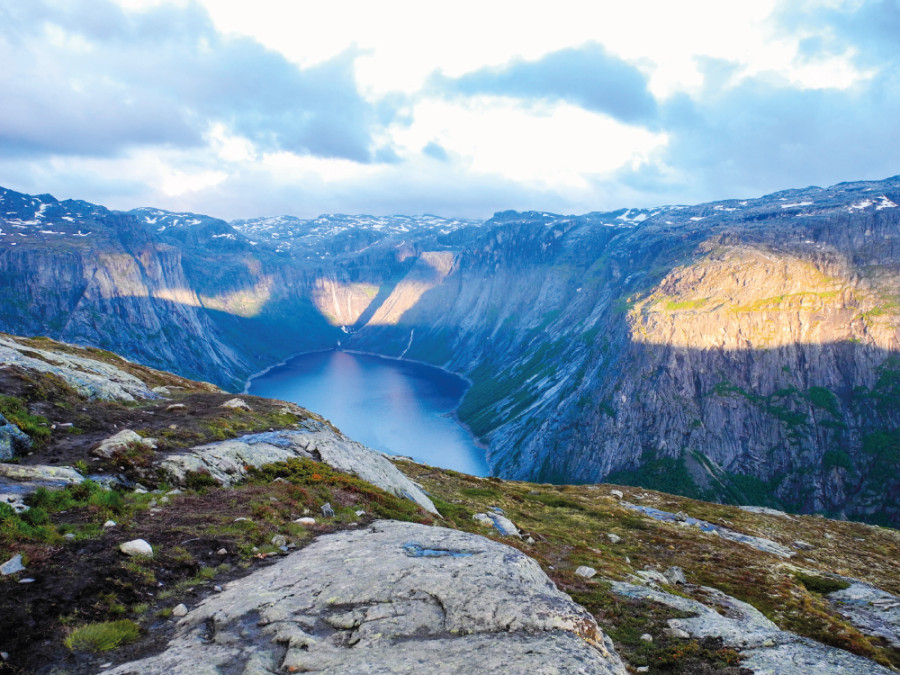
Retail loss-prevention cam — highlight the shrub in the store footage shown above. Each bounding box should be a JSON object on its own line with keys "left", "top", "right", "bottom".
{"left": 64, "top": 620, "right": 139, "bottom": 652}
{"left": 794, "top": 572, "right": 851, "bottom": 594}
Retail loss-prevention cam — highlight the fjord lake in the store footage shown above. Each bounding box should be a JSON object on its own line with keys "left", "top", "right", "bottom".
{"left": 247, "top": 350, "right": 489, "bottom": 476}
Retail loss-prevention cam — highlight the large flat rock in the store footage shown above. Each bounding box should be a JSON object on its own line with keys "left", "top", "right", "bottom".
{"left": 108, "top": 520, "right": 627, "bottom": 674}
{"left": 0, "top": 335, "right": 158, "bottom": 401}
{"left": 159, "top": 430, "right": 438, "bottom": 514}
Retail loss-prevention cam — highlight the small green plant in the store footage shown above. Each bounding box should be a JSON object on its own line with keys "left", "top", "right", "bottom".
{"left": 184, "top": 470, "right": 219, "bottom": 492}
{"left": 794, "top": 572, "right": 851, "bottom": 594}
{"left": 0, "top": 395, "right": 51, "bottom": 445}
{"left": 63, "top": 620, "right": 139, "bottom": 652}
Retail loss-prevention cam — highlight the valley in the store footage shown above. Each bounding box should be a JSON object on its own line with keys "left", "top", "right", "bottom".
{"left": 1, "top": 177, "right": 899, "bottom": 525}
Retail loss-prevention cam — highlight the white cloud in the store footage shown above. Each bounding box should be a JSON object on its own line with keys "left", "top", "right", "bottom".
{"left": 390, "top": 97, "right": 667, "bottom": 188}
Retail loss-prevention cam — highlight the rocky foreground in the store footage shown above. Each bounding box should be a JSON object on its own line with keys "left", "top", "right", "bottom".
{"left": 1, "top": 333, "right": 899, "bottom": 674}
{"left": 107, "top": 521, "right": 626, "bottom": 675}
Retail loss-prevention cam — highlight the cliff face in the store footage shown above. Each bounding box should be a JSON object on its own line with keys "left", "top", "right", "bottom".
{"left": 346, "top": 183, "right": 900, "bottom": 525}
{"left": 1, "top": 179, "right": 898, "bottom": 524}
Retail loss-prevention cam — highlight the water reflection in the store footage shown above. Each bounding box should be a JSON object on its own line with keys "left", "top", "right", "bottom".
{"left": 247, "top": 350, "right": 489, "bottom": 476}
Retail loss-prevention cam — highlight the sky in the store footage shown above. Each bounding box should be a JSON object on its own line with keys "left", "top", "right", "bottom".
{"left": 1, "top": 0, "right": 898, "bottom": 220}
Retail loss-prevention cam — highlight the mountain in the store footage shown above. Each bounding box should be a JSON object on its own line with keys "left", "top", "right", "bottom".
{"left": 1, "top": 178, "right": 899, "bottom": 525}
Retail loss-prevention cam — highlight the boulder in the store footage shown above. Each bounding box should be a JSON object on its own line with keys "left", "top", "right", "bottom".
{"left": 92, "top": 429, "right": 157, "bottom": 459}
{"left": 171, "top": 604, "right": 188, "bottom": 618}
{"left": 106, "top": 521, "right": 627, "bottom": 674}
{"left": 159, "top": 430, "right": 438, "bottom": 514}
{"left": 0, "top": 463, "right": 84, "bottom": 491}
{"left": 120, "top": 539, "right": 153, "bottom": 557}
{"left": 0, "top": 414, "right": 32, "bottom": 460}
{"left": 607, "top": 533, "right": 622, "bottom": 544}
{"left": 220, "top": 398, "right": 251, "bottom": 410}
{"left": 576, "top": 566, "right": 597, "bottom": 579}
{"left": 664, "top": 566, "right": 687, "bottom": 585}
{"left": 473, "top": 511, "right": 521, "bottom": 537}
{"left": 0, "top": 554, "right": 25, "bottom": 576}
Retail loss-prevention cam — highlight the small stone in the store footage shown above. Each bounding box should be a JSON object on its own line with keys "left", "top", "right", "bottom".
{"left": 610, "top": 489, "right": 624, "bottom": 499}
{"left": 166, "top": 404, "right": 186, "bottom": 411}
{"left": 103, "top": 520, "right": 116, "bottom": 528}
{"left": 664, "top": 566, "right": 687, "bottom": 585}
{"left": 321, "top": 503, "right": 335, "bottom": 518}
{"left": 526, "top": 536, "right": 535, "bottom": 544}
{"left": 160, "top": 496, "right": 170, "bottom": 504}
{"left": 607, "top": 533, "right": 622, "bottom": 544}
{"left": 120, "top": 539, "right": 153, "bottom": 557}
{"left": 640, "top": 633, "right": 653, "bottom": 642}
{"left": 665, "top": 627, "right": 690, "bottom": 639}
{"left": 793, "top": 540, "right": 815, "bottom": 551}
{"left": 272, "top": 477, "right": 289, "bottom": 484}
{"left": 637, "top": 667, "right": 649, "bottom": 673}
{"left": 294, "top": 517, "right": 316, "bottom": 526}
{"left": 251, "top": 546, "right": 259, "bottom": 553}
{"left": 99, "top": 663, "right": 113, "bottom": 669}
{"left": 167, "top": 489, "right": 182, "bottom": 495}
{"left": 147, "top": 500, "right": 157, "bottom": 508}
{"left": 64, "top": 533, "right": 76, "bottom": 540}
{"left": 234, "top": 517, "right": 250, "bottom": 522}
{"left": 171, "top": 603, "right": 188, "bottom": 617}
{"left": 575, "top": 566, "right": 597, "bottom": 579}
{"left": 216, "top": 548, "right": 227, "bottom": 555}
{"left": 220, "top": 398, "right": 251, "bottom": 410}
{"left": 213, "top": 585, "right": 223, "bottom": 592}
{"left": 1, "top": 554, "right": 25, "bottom": 576}
{"left": 169, "top": 424, "right": 178, "bottom": 430}
{"left": 271, "top": 534, "right": 287, "bottom": 548}
{"left": 355, "top": 509, "right": 366, "bottom": 517}
{"left": 674, "top": 511, "right": 688, "bottom": 522}
{"left": 18, "top": 578, "right": 35, "bottom": 584}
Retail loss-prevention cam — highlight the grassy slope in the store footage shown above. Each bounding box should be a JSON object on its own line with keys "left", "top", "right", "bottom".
{"left": 0, "top": 334, "right": 897, "bottom": 673}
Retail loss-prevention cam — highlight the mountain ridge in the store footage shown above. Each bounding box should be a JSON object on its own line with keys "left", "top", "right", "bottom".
{"left": 1, "top": 176, "right": 899, "bottom": 524}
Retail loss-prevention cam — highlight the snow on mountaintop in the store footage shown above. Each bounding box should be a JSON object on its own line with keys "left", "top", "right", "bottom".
{"left": 231, "top": 213, "right": 482, "bottom": 256}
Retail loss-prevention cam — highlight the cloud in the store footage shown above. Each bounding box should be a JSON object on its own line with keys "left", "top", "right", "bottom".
{"left": 646, "top": 63, "right": 900, "bottom": 202}
{"left": 432, "top": 43, "right": 658, "bottom": 125}
{"left": 778, "top": 0, "right": 900, "bottom": 65}
{"left": 0, "top": 0, "right": 376, "bottom": 161}
{"left": 422, "top": 142, "right": 449, "bottom": 162}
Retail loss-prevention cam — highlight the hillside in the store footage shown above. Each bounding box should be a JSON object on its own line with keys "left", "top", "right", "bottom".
{"left": 1, "top": 178, "right": 899, "bottom": 524}
{"left": 0, "top": 334, "right": 897, "bottom": 673}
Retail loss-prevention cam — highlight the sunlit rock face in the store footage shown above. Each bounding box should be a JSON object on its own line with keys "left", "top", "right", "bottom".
{"left": 1, "top": 178, "right": 899, "bottom": 523}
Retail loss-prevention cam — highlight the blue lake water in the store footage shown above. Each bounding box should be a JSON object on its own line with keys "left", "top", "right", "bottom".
{"left": 247, "top": 350, "right": 489, "bottom": 476}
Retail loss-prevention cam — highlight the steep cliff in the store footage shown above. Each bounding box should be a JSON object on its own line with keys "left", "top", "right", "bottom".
{"left": 1, "top": 179, "right": 898, "bottom": 524}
